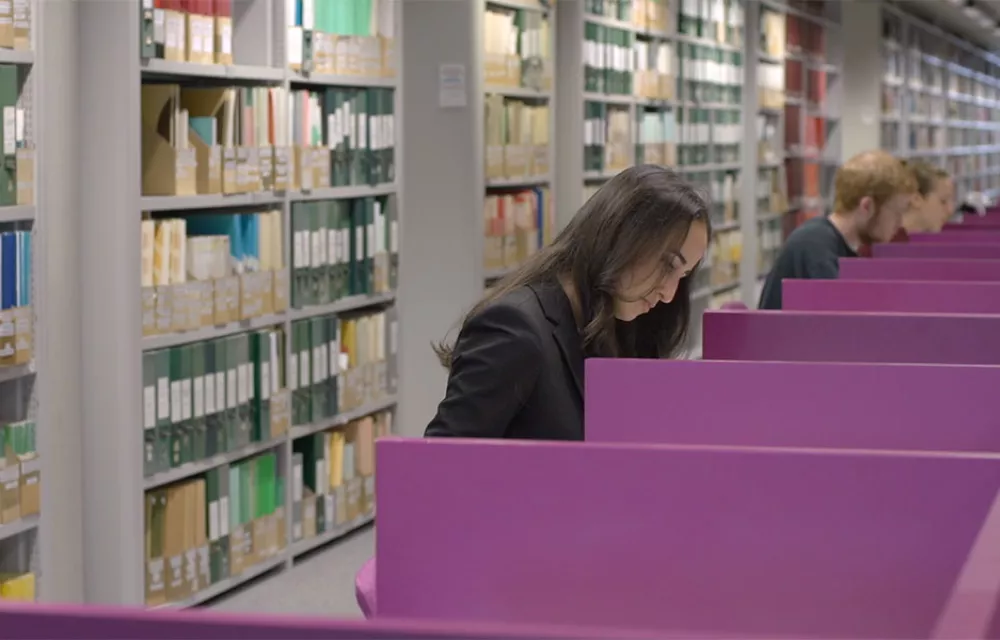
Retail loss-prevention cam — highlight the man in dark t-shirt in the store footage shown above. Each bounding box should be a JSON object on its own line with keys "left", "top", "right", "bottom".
{"left": 759, "top": 150, "right": 917, "bottom": 310}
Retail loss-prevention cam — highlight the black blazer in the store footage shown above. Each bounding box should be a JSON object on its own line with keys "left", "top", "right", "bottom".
{"left": 425, "top": 281, "right": 585, "bottom": 440}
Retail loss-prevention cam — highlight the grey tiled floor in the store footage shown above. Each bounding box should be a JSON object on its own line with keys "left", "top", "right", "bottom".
{"left": 210, "top": 524, "right": 373, "bottom": 617}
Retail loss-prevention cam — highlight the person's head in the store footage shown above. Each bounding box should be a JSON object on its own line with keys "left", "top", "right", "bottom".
{"left": 925, "top": 168, "right": 955, "bottom": 232}
{"left": 435, "top": 165, "right": 711, "bottom": 366}
{"left": 900, "top": 161, "right": 953, "bottom": 232}
{"left": 831, "top": 150, "right": 917, "bottom": 244}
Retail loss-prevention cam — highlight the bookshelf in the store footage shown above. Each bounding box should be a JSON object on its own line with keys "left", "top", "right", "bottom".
{"left": 880, "top": 4, "right": 1000, "bottom": 204}
{"left": 77, "top": 0, "right": 400, "bottom": 607}
{"left": 482, "top": 0, "right": 556, "bottom": 288}
{"left": 0, "top": 0, "right": 39, "bottom": 605}
{"left": 745, "top": 0, "right": 841, "bottom": 296}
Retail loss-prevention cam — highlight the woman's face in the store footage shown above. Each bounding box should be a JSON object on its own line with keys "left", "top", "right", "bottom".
{"left": 925, "top": 178, "right": 954, "bottom": 232}
{"left": 614, "top": 221, "right": 709, "bottom": 322}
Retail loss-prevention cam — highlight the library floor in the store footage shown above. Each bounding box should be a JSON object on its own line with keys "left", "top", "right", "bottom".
{"left": 210, "top": 524, "right": 373, "bottom": 617}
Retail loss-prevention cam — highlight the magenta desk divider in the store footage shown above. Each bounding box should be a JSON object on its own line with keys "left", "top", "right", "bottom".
{"left": 376, "top": 437, "right": 1000, "bottom": 639}
{"left": 782, "top": 279, "right": 1000, "bottom": 314}
{"left": 873, "top": 242, "right": 1000, "bottom": 259}
{"left": 912, "top": 231, "right": 1000, "bottom": 243}
{"left": 0, "top": 602, "right": 667, "bottom": 640}
{"left": 947, "top": 217, "right": 1000, "bottom": 228}
{"left": 840, "top": 257, "right": 1000, "bottom": 282}
{"left": 702, "top": 309, "right": 1000, "bottom": 364}
{"left": 585, "top": 359, "right": 1000, "bottom": 452}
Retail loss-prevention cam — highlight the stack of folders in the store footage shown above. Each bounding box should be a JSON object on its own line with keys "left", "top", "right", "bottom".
{"left": 291, "top": 409, "right": 390, "bottom": 544}
{"left": 483, "top": 187, "right": 554, "bottom": 273}
{"left": 141, "top": 212, "right": 285, "bottom": 335}
{"left": 758, "top": 62, "right": 785, "bottom": 110}
{"left": 0, "top": 572, "right": 34, "bottom": 602}
{"left": 633, "top": 39, "right": 674, "bottom": 101}
{"left": 585, "top": 0, "right": 671, "bottom": 33}
{"left": 142, "top": 327, "right": 288, "bottom": 478}
{"left": 290, "top": 195, "right": 397, "bottom": 309}
{"left": 289, "top": 87, "right": 396, "bottom": 188}
{"left": 583, "top": 22, "right": 634, "bottom": 96}
{"left": 142, "top": 85, "right": 291, "bottom": 197}
{"left": 0, "top": 229, "right": 30, "bottom": 311}
{"left": 0, "top": 0, "right": 30, "bottom": 53}
{"left": 677, "top": 108, "right": 711, "bottom": 167}
{"left": 484, "top": 6, "right": 552, "bottom": 90}
{"left": 286, "top": 0, "right": 397, "bottom": 78}
{"left": 677, "top": 0, "right": 743, "bottom": 46}
{"left": 139, "top": 0, "right": 234, "bottom": 65}
{"left": 288, "top": 308, "right": 394, "bottom": 427}
{"left": 0, "top": 65, "right": 32, "bottom": 208}
{"left": 0, "top": 417, "right": 38, "bottom": 545}
{"left": 584, "top": 103, "right": 632, "bottom": 174}
{"left": 143, "top": 451, "right": 286, "bottom": 607}
{"left": 636, "top": 109, "right": 678, "bottom": 167}
{"left": 484, "top": 97, "right": 550, "bottom": 180}
{"left": 760, "top": 8, "right": 786, "bottom": 59}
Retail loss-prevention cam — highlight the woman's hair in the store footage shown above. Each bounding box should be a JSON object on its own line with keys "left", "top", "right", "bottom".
{"left": 901, "top": 160, "right": 944, "bottom": 197}
{"left": 434, "top": 164, "right": 711, "bottom": 368}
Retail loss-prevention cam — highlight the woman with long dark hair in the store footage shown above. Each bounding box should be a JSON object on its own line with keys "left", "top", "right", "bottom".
{"left": 425, "top": 165, "right": 711, "bottom": 440}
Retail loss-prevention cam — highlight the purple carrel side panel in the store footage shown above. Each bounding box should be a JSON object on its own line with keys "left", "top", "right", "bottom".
{"left": 0, "top": 604, "right": 670, "bottom": 640}
{"left": 839, "top": 257, "right": 1000, "bottom": 282}
{"left": 782, "top": 279, "right": 1000, "bottom": 314}
{"left": 873, "top": 243, "right": 1000, "bottom": 259}
{"left": 946, "top": 217, "right": 1000, "bottom": 229}
{"left": 585, "top": 359, "right": 1000, "bottom": 452}
{"left": 375, "top": 437, "right": 1000, "bottom": 639}
{"left": 701, "top": 309, "right": 1000, "bottom": 364}
{"left": 911, "top": 231, "right": 1000, "bottom": 243}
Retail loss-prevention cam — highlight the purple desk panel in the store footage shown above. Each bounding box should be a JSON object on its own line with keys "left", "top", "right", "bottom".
{"left": 911, "top": 231, "right": 1000, "bottom": 243}
{"left": 585, "top": 359, "right": 1000, "bottom": 452}
{"left": 782, "top": 279, "right": 1000, "bottom": 314}
{"left": 946, "top": 217, "right": 1000, "bottom": 228}
{"left": 0, "top": 603, "right": 668, "bottom": 640}
{"left": 702, "top": 309, "right": 1000, "bottom": 364}
{"left": 873, "top": 243, "right": 1000, "bottom": 259}
{"left": 839, "top": 257, "right": 1000, "bottom": 282}
{"left": 376, "top": 438, "right": 1000, "bottom": 639}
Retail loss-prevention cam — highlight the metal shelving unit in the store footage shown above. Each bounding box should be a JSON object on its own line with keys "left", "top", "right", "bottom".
{"left": 76, "top": 0, "right": 401, "bottom": 608}
{"left": 880, "top": 3, "right": 1000, "bottom": 204}
{"left": 0, "top": 0, "right": 41, "bottom": 605}
{"left": 481, "top": 0, "right": 556, "bottom": 289}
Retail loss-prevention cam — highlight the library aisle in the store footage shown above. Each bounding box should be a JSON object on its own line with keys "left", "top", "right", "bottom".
{"left": 211, "top": 523, "right": 372, "bottom": 616}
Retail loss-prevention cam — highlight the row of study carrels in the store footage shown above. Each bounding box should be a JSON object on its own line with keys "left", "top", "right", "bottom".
{"left": 362, "top": 208, "right": 1000, "bottom": 638}
{"left": 23, "top": 209, "right": 1000, "bottom": 636}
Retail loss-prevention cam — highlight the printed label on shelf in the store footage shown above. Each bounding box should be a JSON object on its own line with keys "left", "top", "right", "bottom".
{"left": 219, "top": 495, "right": 230, "bottom": 537}
{"left": 261, "top": 361, "right": 271, "bottom": 402}
{"left": 214, "top": 372, "right": 225, "bottom": 415}
{"left": 170, "top": 380, "right": 182, "bottom": 423}
{"left": 193, "top": 375, "right": 205, "bottom": 418}
{"left": 237, "top": 363, "right": 248, "bottom": 405}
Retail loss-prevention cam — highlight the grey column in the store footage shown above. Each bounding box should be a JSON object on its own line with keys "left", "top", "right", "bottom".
{"left": 740, "top": 1, "right": 761, "bottom": 305}
{"left": 841, "top": 0, "right": 882, "bottom": 161}
{"left": 396, "top": 0, "right": 482, "bottom": 437}
{"left": 77, "top": 0, "right": 143, "bottom": 604}
{"left": 35, "top": 0, "right": 83, "bottom": 602}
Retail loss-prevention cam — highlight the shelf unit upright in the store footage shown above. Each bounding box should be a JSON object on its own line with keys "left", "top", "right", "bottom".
{"left": 880, "top": 4, "right": 1000, "bottom": 205}
{"left": 483, "top": 0, "right": 557, "bottom": 288}
{"left": 0, "top": 0, "right": 42, "bottom": 604}
{"left": 79, "top": 0, "right": 400, "bottom": 607}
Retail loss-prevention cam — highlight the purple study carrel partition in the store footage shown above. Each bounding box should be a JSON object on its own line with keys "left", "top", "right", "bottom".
{"left": 0, "top": 603, "right": 668, "bottom": 640}
{"left": 585, "top": 359, "right": 1000, "bottom": 452}
{"left": 375, "top": 437, "right": 1000, "bottom": 639}
{"left": 839, "top": 257, "right": 1000, "bottom": 281}
{"left": 701, "top": 309, "right": 1000, "bottom": 364}
{"left": 912, "top": 231, "right": 1000, "bottom": 243}
{"left": 782, "top": 279, "right": 1000, "bottom": 314}
{"left": 873, "top": 242, "right": 1000, "bottom": 259}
